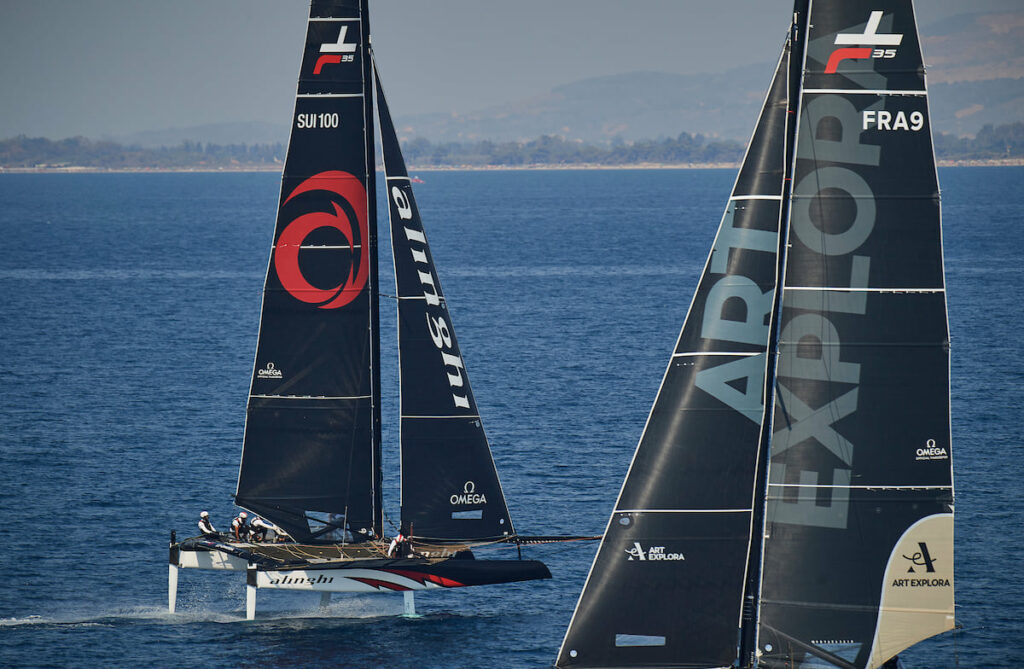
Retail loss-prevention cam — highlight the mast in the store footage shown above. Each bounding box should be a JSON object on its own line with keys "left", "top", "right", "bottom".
{"left": 739, "top": 3, "right": 809, "bottom": 665}
{"left": 374, "top": 61, "right": 516, "bottom": 543}
{"left": 358, "top": 0, "right": 382, "bottom": 540}
{"left": 234, "top": 0, "right": 378, "bottom": 543}
{"left": 756, "top": 1, "right": 954, "bottom": 667}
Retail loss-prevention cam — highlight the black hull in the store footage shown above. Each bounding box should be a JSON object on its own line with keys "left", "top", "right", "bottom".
{"left": 272, "top": 556, "right": 553, "bottom": 589}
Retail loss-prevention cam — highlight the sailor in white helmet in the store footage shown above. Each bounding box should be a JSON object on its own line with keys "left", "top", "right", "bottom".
{"left": 249, "top": 515, "right": 275, "bottom": 542}
{"left": 198, "top": 511, "right": 217, "bottom": 538}
{"left": 231, "top": 511, "right": 250, "bottom": 542}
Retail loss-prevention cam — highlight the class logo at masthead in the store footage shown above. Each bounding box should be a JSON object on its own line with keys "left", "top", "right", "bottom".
{"left": 826, "top": 10, "right": 904, "bottom": 74}
{"left": 313, "top": 23, "right": 359, "bottom": 75}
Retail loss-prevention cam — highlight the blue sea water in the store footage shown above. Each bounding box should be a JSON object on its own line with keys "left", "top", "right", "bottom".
{"left": 0, "top": 167, "right": 1020, "bottom": 668}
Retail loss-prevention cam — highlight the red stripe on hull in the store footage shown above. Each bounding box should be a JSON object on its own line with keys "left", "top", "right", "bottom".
{"left": 349, "top": 577, "right": 411, "bottom": 592}
{"left": 382, "top": 569, "right": 465, "bottom": 588}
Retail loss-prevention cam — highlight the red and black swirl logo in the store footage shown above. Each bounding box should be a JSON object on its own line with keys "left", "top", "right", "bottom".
{"left": 274, "top": 171, "right": 368, "bottom": 310}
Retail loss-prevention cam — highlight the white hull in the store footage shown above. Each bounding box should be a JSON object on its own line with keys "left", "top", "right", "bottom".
{"left": 177, "top": 548, "right": 247, "bottom": 571}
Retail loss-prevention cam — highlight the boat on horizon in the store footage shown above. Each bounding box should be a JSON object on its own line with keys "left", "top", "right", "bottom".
{"left": 556, "top": 1, "right": 955, "bottom": 667}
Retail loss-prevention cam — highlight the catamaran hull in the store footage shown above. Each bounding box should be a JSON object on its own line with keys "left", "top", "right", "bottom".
{"left": 176, "top": 547, "right": 247, "bottom": 570}
{"left": 258, "top": 559, "right": 551, "bottom": 593}
{"left": 169, "top": 536, "right": 550, "bottom": 617}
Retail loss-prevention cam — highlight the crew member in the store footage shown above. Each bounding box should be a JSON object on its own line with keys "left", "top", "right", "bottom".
{"left": 387, "top": 530, "right": 411, "bottom": 558}
{"left": 250, "top": 515, "right": 274, "bottom": 542}
{"left": 231, "top": 511, "right": 250, "bottom": 542}
{"left": 198, "top": 511, "right": 217, "bottom": 538}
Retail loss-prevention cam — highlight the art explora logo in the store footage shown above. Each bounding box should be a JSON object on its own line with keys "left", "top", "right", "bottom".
{"left": 624, "top": 542, "right": 685, "bottom": 562}
{"left": 826, "top": 10, "right": 904, "bottom": 74}
{"left": 275, "top": 171, "right": 369, "bottom": 310}
{"left": 892, "top": 541, "right": 951, "bottom": 588}
{"left": 904, "top": 542, "right": 937, "bottom": 573}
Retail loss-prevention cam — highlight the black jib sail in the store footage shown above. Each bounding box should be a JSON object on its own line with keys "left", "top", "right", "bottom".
{"left": 556, "top": 1, "right": 953, "bottom": 667}
{"left": 556, "top": 39, "right": 792, "bottom": 669}
{"left": 235, "top": 0, "right": 381, "bottom": 543}
{"left": 375, "top": 66, "right": 515, "bottom": 542}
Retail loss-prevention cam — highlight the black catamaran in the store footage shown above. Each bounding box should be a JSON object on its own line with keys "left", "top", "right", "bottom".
{"left": 556, "top": 1, "right": 953, "bottom": 667}
{"left": 169, "top": 0, "right": 550, "bottom": 619}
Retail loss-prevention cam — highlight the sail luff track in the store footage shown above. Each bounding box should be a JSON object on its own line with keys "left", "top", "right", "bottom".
{"left": 740, "top": 6, "right": 808, "bottom": 663}
{"left": 358, "top": 0, "right": 383, "bottom": 540}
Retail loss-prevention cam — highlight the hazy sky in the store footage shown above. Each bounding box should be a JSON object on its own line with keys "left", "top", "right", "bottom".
{"left": 0, "top": 0, "right": 1017, "bottom": 139}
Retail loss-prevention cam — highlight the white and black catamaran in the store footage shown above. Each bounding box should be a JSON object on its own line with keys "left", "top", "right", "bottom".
{"left": 557, "top": 1, "right": 953, "bottom": 667}
{"left": 169, "top": 0, "right": 554, "bottom": 619}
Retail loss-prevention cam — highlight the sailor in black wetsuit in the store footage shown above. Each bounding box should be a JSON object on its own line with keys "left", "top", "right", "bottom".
{"left": 198, "top": 511, "right": 217, "bottom": 538}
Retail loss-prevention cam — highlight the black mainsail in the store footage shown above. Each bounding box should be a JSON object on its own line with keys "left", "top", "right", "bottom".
{"left": 758, "top": 2, "right": 953, "bottom": 667}
{"left": 235, "top": 0, "right": 379, "bottom": 542}
{"left": 375, "top": 68, "right": 515, "bottom": 542}
{"left": 233, "top": 0, "right": 525, "bottom": 553}
{"left": 557, "top": 1, "right": 953, "bottom": 667}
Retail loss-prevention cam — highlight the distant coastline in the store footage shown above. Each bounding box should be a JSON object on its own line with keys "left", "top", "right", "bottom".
{"left": 2, "top": 158, "right": 1022, "bottom": 174}
{"left": 3, "top": 123, "right": 1021, "bottom": 174}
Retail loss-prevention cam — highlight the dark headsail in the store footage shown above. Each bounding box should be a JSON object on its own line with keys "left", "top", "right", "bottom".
{"left": 556, "top": 40, "right": 793, "bottom": 668}
{"left": 235, "top": 0, "right": 382, "bottom": 543}
{"left": 758, "top": 2, "right": 954, "bottom": 666}
{"left": 557, "top": 1, "right": 953, "bottom": 667}
{"left": 375, "top": 64, "right": 515, "bottom": 542}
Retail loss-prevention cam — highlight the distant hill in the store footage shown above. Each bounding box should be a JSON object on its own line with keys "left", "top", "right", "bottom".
{"left": 31, "top": 10, "right": 1024, "bottom": 148}
{"left": 394, "top": 67, "right": 774, "bottom": 144}
{"left": 394, "top": 72, "right": 1022, "bottom": 145}
{"left": 921, "top": 11, "right": 1024, "bottom": 84}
